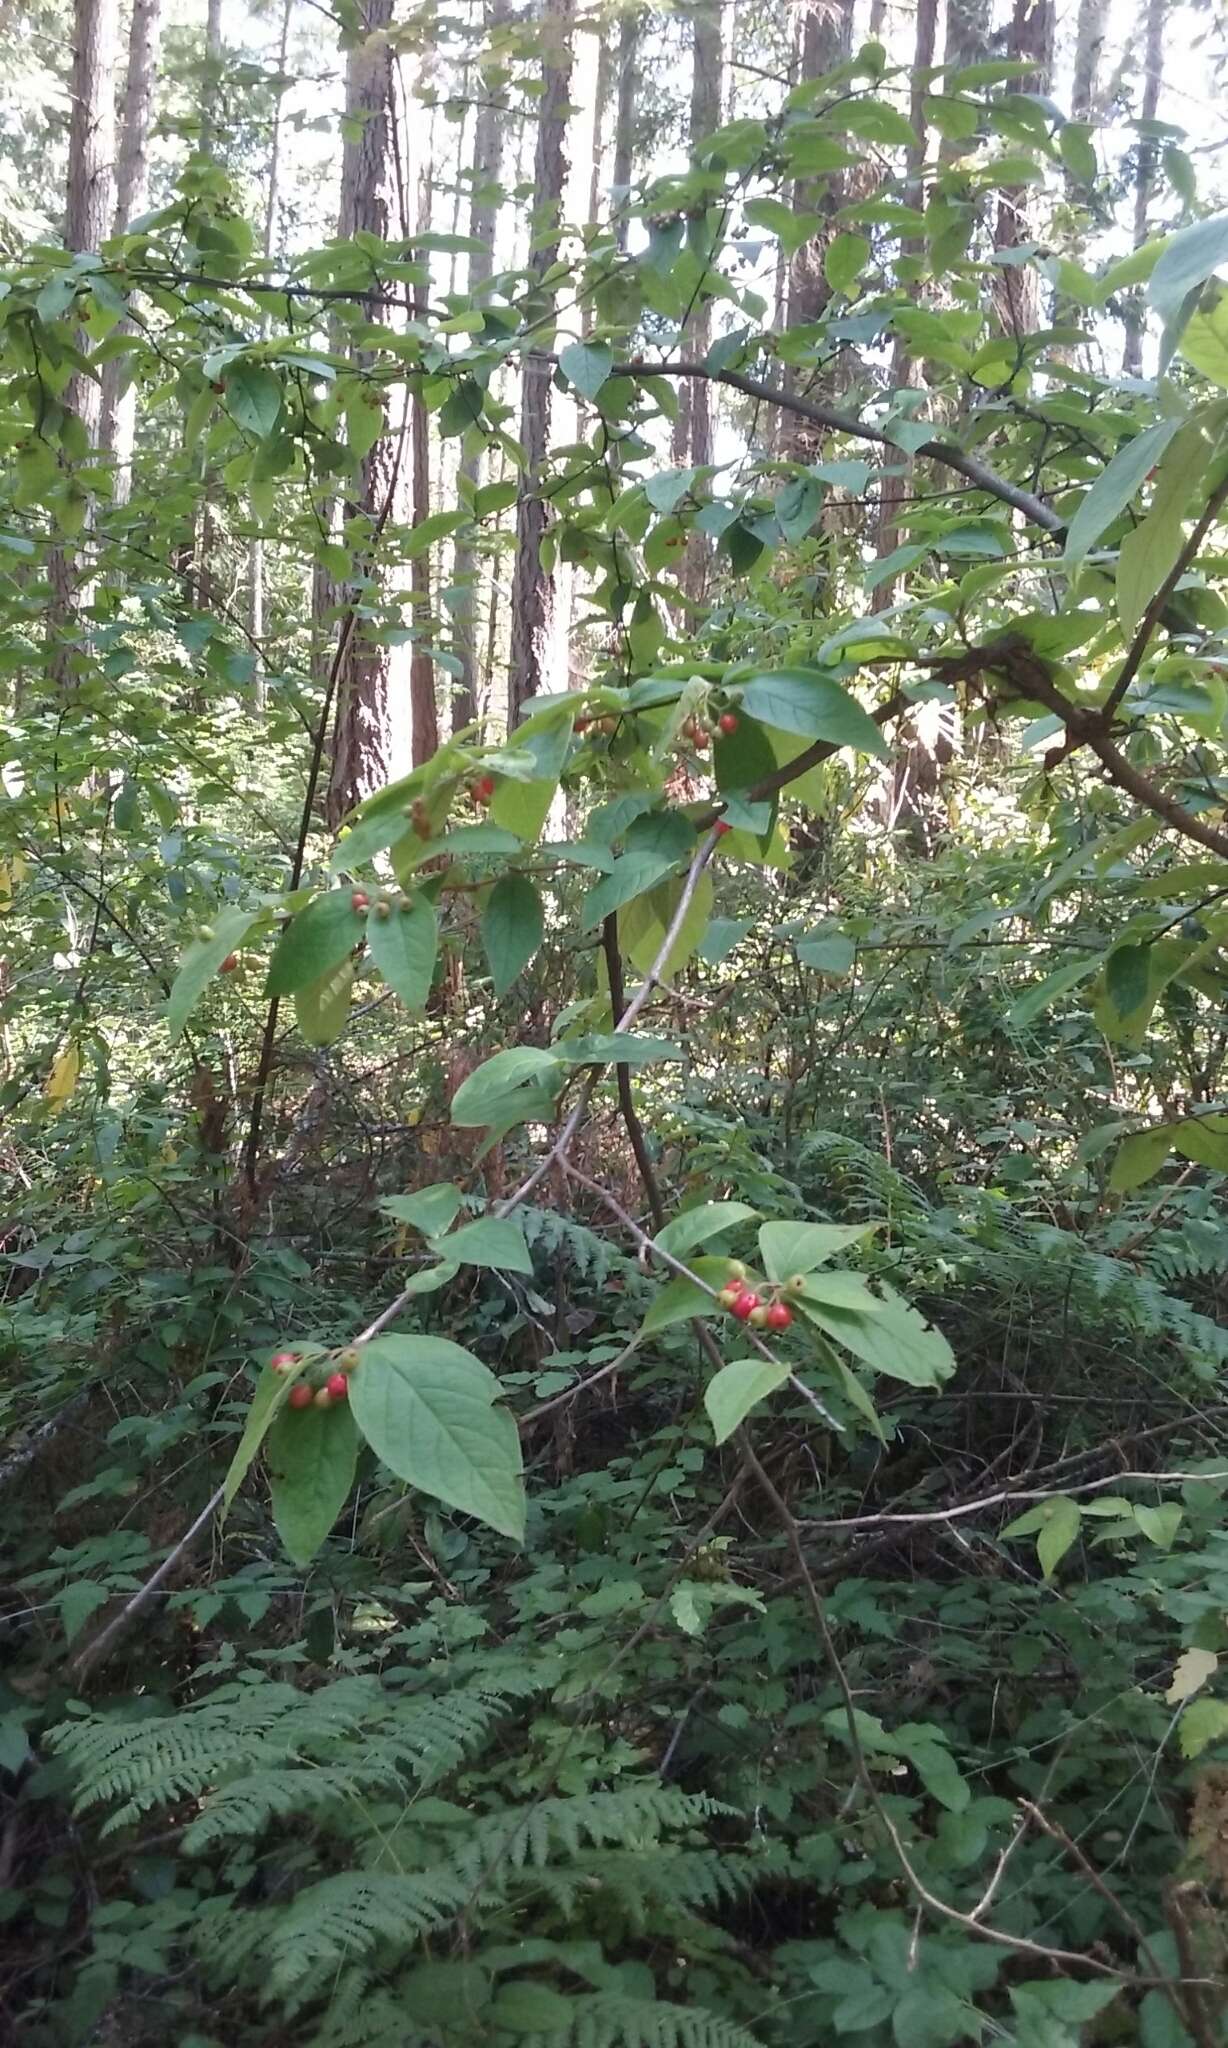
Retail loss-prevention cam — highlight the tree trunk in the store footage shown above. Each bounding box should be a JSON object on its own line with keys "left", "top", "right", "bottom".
{"left": 507, "top": 0, "right": 574, "bottom": 726}
{"left": 612, "top": 9, "right": 639, "bottom": 250}
{"left": 1122, "top": 0, "right": 1165, "bottom": 377}
{"left": 450, "top": 0, "right": 510, "bottom": 734}
{"left": 787, "top": 0, "right": 854, "bottom": 335}
{"left": 409, "top": 152, "right": 438, "bottom": 768}
{"left": 675, "top": 0, "right": 722, "bottom": 590}
{"left": 200, "top": 0, "right": 223, "bottom": 155}
{"left": 1071, "top": 0, "right": 1109, "bottom": 117}
{"left": 939, "top": 0, "right": 990, "bottom": 162}
{"left": 249, "top": 0, "right": 294, "bottom": 708}
{"left": 327, "top": 0, "right": 400, "bottom": 825}
{"left": 51, "top": 0, "right": 119, "bottom": 683}
{"left": 98, "top": 0, "right": 161, "bottom": 502}
{"left": 992, "top": 0, "right": 1054, "bottom": 338}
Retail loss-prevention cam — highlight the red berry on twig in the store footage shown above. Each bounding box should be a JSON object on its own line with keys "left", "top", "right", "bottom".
{"left": 288, "top": 1383, "right": 313, "bottom": 1410}
{"left": 766, "top": 1302, "right": 793, "bottom": 1331}
{"left": 270, "top": 1351, "right": 297, "bottom": 1374}
{"left": 729, "top": 1291, "right": 760, "bottom": 1321}
{"left": 326, "top": 1372, "right": 349, "bottom": 1400}
{"left": 718, "top": 712, "right": 739, "bottom": 735}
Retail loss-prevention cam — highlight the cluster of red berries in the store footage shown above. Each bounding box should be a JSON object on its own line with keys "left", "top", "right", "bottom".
{"left": 272, "top": 1346, "right": 361, "bottom": 1413}
{"left": 470, "top": 775, "right": 495, "bottom": 805}
{"left": 714, "top": 1264, "right": 805, "bottom": 1331}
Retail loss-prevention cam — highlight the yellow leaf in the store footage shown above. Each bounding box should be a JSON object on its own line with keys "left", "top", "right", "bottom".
{"left": 1166, "top": 1647, "right": 1219, "bottom": 1705}
{"left": 45, "top": 1042, "right": 81, "bottom": 1103}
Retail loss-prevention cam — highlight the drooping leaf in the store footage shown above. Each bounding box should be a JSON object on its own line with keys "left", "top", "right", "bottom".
{"left": 799, "top": 1284, "right": 955, "bottom": 1387}
{"left": 655, "top": 1201, "right": 760, "bottom": 1260}
{"left": 225, "top": 362, "right": 284, "bottom": 438}
{"left": 449, "top": 1047, "right": 564, "bottom": 1128}
{"left": 426, "top": 1215, "right": 533, "bottom": 1274}
{"left": 758, "top": 1220, "right": 875, "bottom": 1279}
{"left": 367, "top": 895, "right": 438, "bottom": 1011}
{"left": 738, "top": 669, "right": 890, "bottom": 758}
{"left": 167, "top": 906, "right": 265, "bottom": 1038}
{"left": 1108, "top": 1125, "right": 1173, "bottom": 1192}
{"left": 1063, "top": 418, "right": 1184, "bottom": 562}
{"left": 380, "top": 1183, "right": 464, "bottom": 1236}
{"left": 705, "top": 1358, "right": 791, "bottom": 1445}
{"left": 267, "top": 1400, "right": 359, "bottom": 1565}
{"left": 558, "top": 340, "right": 614, "bottom": 401}
{"left": 267, "top": 892, "right": 361, "bottom": 998}
{"left": 1149, "top": 208, "right": 1228, "bottom": 323}
{"left": 481, "top": 874, "right": 544, "bottom": 996}
{"left": 295, "top": 956, "right": 353, "bottom": 1046}
{"left": 349, "top": 1334, "right": 525, "bottom": 1540}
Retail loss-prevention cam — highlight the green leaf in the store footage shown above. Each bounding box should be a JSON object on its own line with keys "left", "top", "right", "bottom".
{"left": 620, "top": 870, "right": 714, "bottom": 983}
{"left": 799, "top": 1284, "right": 955, "bottom": 1387}
{"left": 1117, "top": 418, "right": 1214, "bottom": 637}
{"left": 1133, "top": 1502, "right": 1182, "bottom": 1549}
{"left": 449, "top": 1046, "right": 564, "bottom": 1128}
{"left": 1179, "top": 1697, "right": 1228, "bottom": 1758}
{"left": 824, "top": 231, "right": 870, "bottom": 296}
{"left": 59, "top": 1582, "right": 109, "bottom": 1646}
{"left": 488, "top": 1984, "right": 576, "bottom": 2033}
{"left": 582, "top": 850, "right": 679, "bottom": 929}
{"left": 295, "top": 956, "right": 353, "bottom": 1046}
{"left": 481, "top": 874, "right": 544, "bottom": 996}
{"left": 225, "top": 362, "right": 284, "bottom": 438}
{"left": 267, "top": 892, "right": 361, "bottom": 998}
{"left": 267, "top": 1400, "right": 359, "bottom": 1565}
{"left": 705, "top": 1358, "right": 791, "bottom": 1444}
{"left": 1149, "top": 208, "right": 1228, "bottom": 323}
{"left": 1105, "top": 942, "right": 1151, "bottom": 1021}
{"left": 655, "top": 1201, "right": 760, "bottom": 1260}
{"left": 167, "top": 906, "right": 264, "bottom": 1039}
{"left": 367, "top": 895, "right": 438, "bottom": 1011}
{"left": 1063, "top": 418, "right": 1184, "bottom": 562}
{"left": 223, "top": 1364, "right": 294, "bottom": 1515}
{"left": 1108, "top": 1125, "right": 1173, "bottom": 1192}
{"left": 1037, "top": 1496, "right": 1081, "bottom": 1579}
{"left": 350, "top": 1334, "right": 525, "bottom": 1540}
{"left": 1007, "top": 954, "right": 1101, "bottom": 1027}
{"left": 380, "top": 1183, "right": 464, "bottom": 1235}
{"left": 1170, "top": 1112, "right": 1228, "bottom": 1169}
{"left": 758, "top": 1220, "right": 874, "bottom": 1279}
{"left": 738, "top": 668, "right": 890, "bottom": 758}
{"left": 553, "top": 1032, "right": 682, "bottom": 1066}
{"left": 490, "top": 711, "right": 574, "bottom": 843}
{"left": 1179, "top": 284, "right": 1228, "bottom": 388}
{"left": 898, "top": 1735, "right": 969, "bottom": 1814}
{"left": 639, "top": 1256, "right": 740, "bottom": 1334}
{"left": 558, "top": 340, "right": 613, "bottom": 401}
{"left": 427, "top": 1215, "right": 533, "bottom": 1274}
{"left": 404, "top": 508, "right": 467, "bottom": 558}
{"left": 744, "top": 196, "right": 820, "bottom": 255}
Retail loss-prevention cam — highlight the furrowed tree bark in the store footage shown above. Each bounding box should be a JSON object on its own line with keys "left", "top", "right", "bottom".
{"left": 612, "top": 7, "right": 639, "bottom": 250}
{"left": 1071, "top": 0, "right": 1109, "bottom": 118}
{"left": 50, "top": 0, "right": 119, "bottom": 684}
{"left": 248, "top": 0, "right": 294, "bottom": 708}
{"left": 787, "top": 0, "right": 854, "bottom": 334}
{"left": 992, "top": 0, "right": 1054, "bottom": 338}
{"left": 507, "top": 0, "right": 574, "bottom": 726}
{"left": 450, "top": 0, "right": 510, "bottom": 734}
{"left": 98, "top": 0, "right": 161, "bottom": 504}
{"left": 327, "top": 0, "right": 400, "bottom": 823}
{"left": 1122, "top": 0, "right": 1165, "bottom": 377}
{"left": 409, "top": 155, "right": 438, "bottom": 768}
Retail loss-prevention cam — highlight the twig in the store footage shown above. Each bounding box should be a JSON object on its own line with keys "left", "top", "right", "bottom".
{"left": 802, "top": 1468, "right": 1228, "bottom": 1532}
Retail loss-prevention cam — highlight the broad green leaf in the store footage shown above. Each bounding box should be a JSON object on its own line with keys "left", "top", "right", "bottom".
{"left": 350, "top": 1334, "right": 525, "bottom": 1540}
{"left": 758, "top": 1220, "right": 875, "bottom": 1279}
{"left": 799, "top": 1284, "right": 955, "bottom": 1387}
{"left": 482, "top": 874, "right": 544, "bottom": 995}
{"left": 1150, "top": 208, "right": 1228, "bottom": 323}
{"left": 223, "top": 1363, "right": 297, "bottom": 1515}
{"left": 705, "top": 1359, "right": 791, "bottom": 1445}
{"left": 226, "top": 362, "right": 283, "bottom": 438}
{"left": 582, "top": 850, "right": 678, "bottom": 929}
{"left": 553, "top": 1032, "right": 682, "bottom": 1066}
{"left": 898, "top": 1735, "right": 969, "bottom": 1814}
{"left": 491, "top": 710, "right": 574, "bottom": 843}
{"left": 267, "top": 1400, "right": 359, "bottom": 1565}
{"left": 1007, "top": 954, "right": 1101, "bottom": 1027}
{"left": 744, "top": 196, "right": 821, "bottom": 255}
{"left": 639, "top": 1256, "right": 742, "bottom": 1334}
{"left": 1179, "top": 1697, "right": 1228, "bottom": 1758}
{"left": 738, "top": 669, "right": 890, "bottom": 758}
{"left": 1108, "top": 1125, "right": 1173, "bottom": 1193}
{"left": 1169, "top": 1114, "right": 1228, "bottom": 1170}
{"left": 59, "top": 1582, "right": 109, "bottom": 1646}
{"left": 558, "top": 340, "right": 613, "bottom": 400}
{"left": 367, "top": 895, "right": 437, "bottom": 1010}
{"left": 1104, "top": 942, "right": 1150, "bottom": 1021}
{"left": 1179, "top": 284, "right": 1228, "bottom": 388}
{"left": 824, "top": 231, "right": 870, "bottom": 296}
{"left": 1063, "top": 418, "right": 1184, "bottom": 562}
{"left": 404, "top": 509, "right": 467, "bottom": 559}
{"left": 295, "top": 956, "right": 353, "bottom": 1046}
{"left": 798, "top": 1271, "right": 883, "bottom": 1313}
{"left": 1036, "top": 1496, "right": 1081, "bottom": 1579}
{"left": 380, "top": 1183, "right": 464, "bottom": 1235}
{"left": 1117, "top": 417, "right": 1214, "bottom": 636}
{"left": 619, "top": 870, "right": 714, "bottom": 983}
{"left": 427, "top": 1215, "right": 533, "bottom": 1274}
{"left": 167, "top": 906, "right": 265, "bottom": 1038}
{"left": 267, "top": 892, "right": 361, "bottom": 998}
{"left": 1134, "top": 1502, "right": 1182, "bottom": 1549}
{"left": 489, "top": 1984, "right": 576, "bottom": 2033}
{"left": 655, "top": 1201, "right": 759, "bottom": 1260}
{"left": 449, "top": 1046, "right": 564, "bottom": 1128}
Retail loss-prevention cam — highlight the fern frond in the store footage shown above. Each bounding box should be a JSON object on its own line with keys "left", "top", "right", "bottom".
{"left": 538, "top": 1994, "right": 766, "bottom": 2048}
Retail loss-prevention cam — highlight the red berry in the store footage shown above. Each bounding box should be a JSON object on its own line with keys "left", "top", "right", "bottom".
{"left": 473, "top": 775, "right": 495, "bottom": 803}
{"left": 219, "top": 952, "right": 239, "bottom": 974}
{"left": 326, "top": 1372, "right": 349, "bottom": 1400}
{"left": 351, "top": 889, "right": 370, "bottom": 912}
{"left": 693, "top": 730, "right": 709, "bottom": 751}
{"left": 270, "top": 1351, "right": 297, "bottom": 1373}
{"left": 730, "top": 1291, "right": 760, "bottom": 1321}
{"left": 718, "top": 712, "right": 739, "bottom": 735}
{"left": 714, "top": 820, "right": 732, "bottom": 836}
{"left": 288, "top": 1383, "right": 313, "bottom": 1409}
{"left": 766, "top": 1302, "right": 793, "bottom": 1331}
